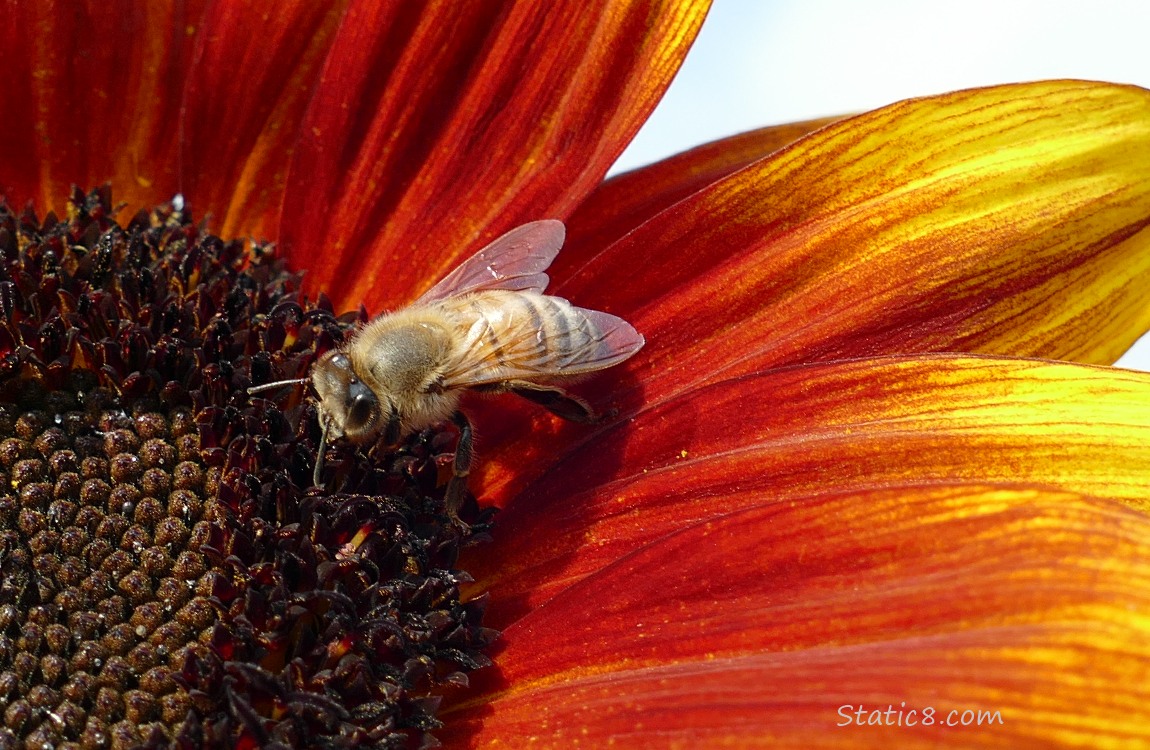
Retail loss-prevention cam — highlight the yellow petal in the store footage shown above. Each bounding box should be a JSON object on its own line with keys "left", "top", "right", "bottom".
{"left": 556, "top": 81, "right": 1150, "bottom": 407}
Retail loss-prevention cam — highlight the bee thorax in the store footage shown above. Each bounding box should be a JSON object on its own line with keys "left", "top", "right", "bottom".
{"left": 358, "top": 319, "right": 451, "bottom": 394}
{"left": 349, "top": 316, "right": 460, "bottom": 433}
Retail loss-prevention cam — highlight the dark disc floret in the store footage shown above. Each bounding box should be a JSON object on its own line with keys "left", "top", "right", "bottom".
{"left": 0, "top": 187, "right": 496, "bottom": 749}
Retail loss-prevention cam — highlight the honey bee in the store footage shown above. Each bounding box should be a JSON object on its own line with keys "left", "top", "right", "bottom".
{"left": 249, "top": 220, "right": 644, "bottom": 520}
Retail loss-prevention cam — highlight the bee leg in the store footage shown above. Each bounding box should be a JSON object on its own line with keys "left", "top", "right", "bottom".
{"left": 444, "top": 410, "right": 474, "bottom": 529}
{"left": 504, "top": 380, "right": 599, "bottom": 423}
{"left": 313, "top": 417, "right": 331, "bottom": 488}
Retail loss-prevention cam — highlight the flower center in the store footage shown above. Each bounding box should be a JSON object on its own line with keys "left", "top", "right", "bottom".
{"left": 0, "top": 188, "right": 495, "bottom": 747}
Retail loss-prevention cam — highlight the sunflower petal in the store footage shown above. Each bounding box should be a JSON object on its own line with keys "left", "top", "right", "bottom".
{"left": 178, "top": 1, "right": 348, "bottom": 239}
{"left": 472, "top": 355, "right": 1150, "bottom": 605}
{"left": 471, "top": 83, "right": 1150, "bottom": 505}
{"left": 556, "top": 81, "right": 1150, "bottom": 399}
{"left": 278, "top": 0, "right": 710, "bottom": 311}
{"left": 558, "top": 117, "right": 840, "bottom": 272}
{"left": 0, "top": 0, "right": 206, "bottom": 215}
{"left": 447, "top": 485, "right": 1150, "bottom": 748}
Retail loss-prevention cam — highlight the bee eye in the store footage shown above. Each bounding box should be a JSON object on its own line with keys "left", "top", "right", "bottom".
{"left": 345, "top": 381, "right": 380, "bottom": 432}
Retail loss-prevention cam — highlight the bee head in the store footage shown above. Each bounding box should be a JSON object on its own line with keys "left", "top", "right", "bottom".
{"left": 311, "top": 351, "right": 386, "bottom": 443}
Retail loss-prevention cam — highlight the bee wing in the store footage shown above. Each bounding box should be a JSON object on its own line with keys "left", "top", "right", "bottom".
{"left": 415, "top": 220, "right": 566, "bottom": 304}
{"left": 555, "top": 308, "right": 647, "bottom": 374}
{"left": 440, "top": 297, "right": 645, "bottom": 389}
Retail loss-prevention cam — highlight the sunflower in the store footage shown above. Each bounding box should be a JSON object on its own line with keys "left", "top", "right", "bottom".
{"left": 1, "top": 2, "right": 1149, "bottom": 748}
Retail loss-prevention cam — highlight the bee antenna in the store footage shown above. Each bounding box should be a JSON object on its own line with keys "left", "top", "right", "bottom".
{"left": 247, "top": 377, "right": 309, "bottom": 395}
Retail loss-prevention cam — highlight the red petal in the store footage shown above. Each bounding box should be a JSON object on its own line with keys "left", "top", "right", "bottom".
{"left": 447, "top": 486, "right": 1150, "bottom": 748}
{"left": 0, "top": 0, "right": 206, "bottom": 216}
{"left": 278, "top": 0, "right": 710, "bottom": 312}
{"left": 470, "top": 355, "right": 1150, "bottom": 614}
{"left": 178, "top": 1, "right": 348, "bottom": 239}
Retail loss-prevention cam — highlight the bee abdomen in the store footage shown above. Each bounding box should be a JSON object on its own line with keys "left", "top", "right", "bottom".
{"left": 532, "top": 295, "right": 600, "bottom": 370}
{"left": 463, "top": 291, "right": 608, "bottom": 374}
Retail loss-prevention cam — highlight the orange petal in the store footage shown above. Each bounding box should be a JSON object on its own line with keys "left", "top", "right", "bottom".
{"left": 0, "top": 0, "right": 207, "bottom": 217}
{"left": 178, "top": 1, "right": 348, "bottom": 239}
{"left": 278, "top": 0, "right": 710, "bottom": 312}
{"left": 472, "top": 355, "right": 1150, "bottom": 609}
{"left": 558, "top": 117, "right": 840, "bottom": 273}
{"left": 445, "top": 485, "right": 1150, "bottom": 748}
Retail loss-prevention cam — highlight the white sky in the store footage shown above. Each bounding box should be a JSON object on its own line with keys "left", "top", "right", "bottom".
{"left": 612, "top": 0, "right": 1150, "bottom": 371}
